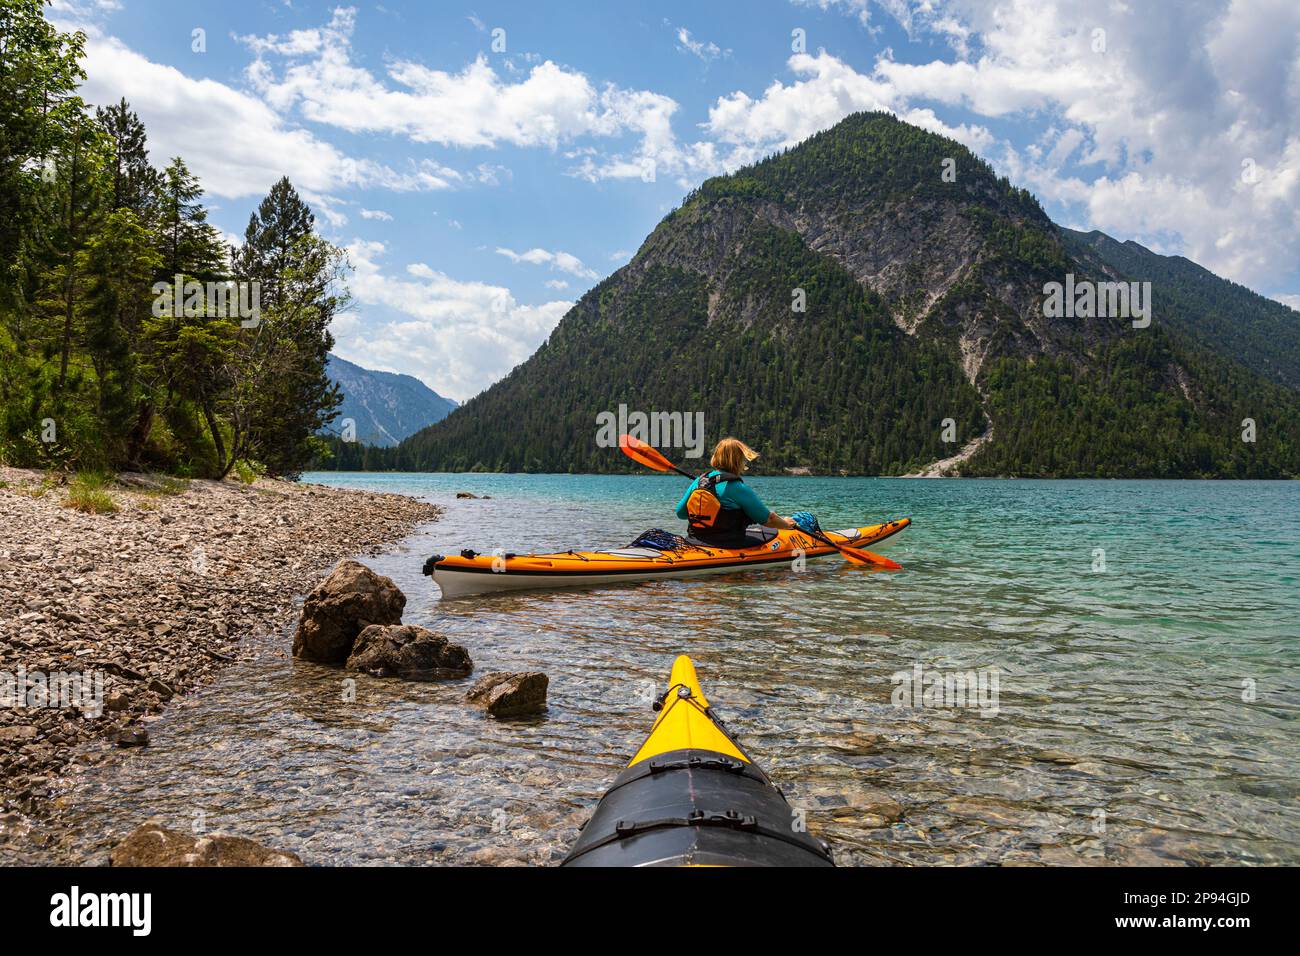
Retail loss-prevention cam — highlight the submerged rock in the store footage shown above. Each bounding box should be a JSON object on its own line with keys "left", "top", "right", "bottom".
{"left": 110, "top": 819, "right": 303, "bottom": 867}
{"left": 466, "top": 671, "right": 548, "bottom": 718}
{"left": 114, "top": 725, "right": 149, "bottom": 748}
{"left": 346, "top": 624, "right": 473, "bottom": 680}
{"left": 292, "top": 560, "right": 405, "bottom": 664}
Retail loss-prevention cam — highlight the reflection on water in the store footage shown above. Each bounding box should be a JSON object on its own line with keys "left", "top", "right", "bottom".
{"left": 8, "top": 476, "right": 1300, "bottom": 865}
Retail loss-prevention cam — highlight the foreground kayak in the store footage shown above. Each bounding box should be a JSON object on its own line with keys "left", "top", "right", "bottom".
{"left": 422, "top": 517, "right": 909, "bottom": 598}
{"left": 563, "top": 655, "right": 833, "bottom": 867}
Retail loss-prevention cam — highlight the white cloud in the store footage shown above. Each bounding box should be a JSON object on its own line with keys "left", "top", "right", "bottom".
{"left": 673, "top": 26, "right": 726, "bottom": 62}
{"left": 335, "top": 240, "right": 572, "bottom": 400}
{"left": 238, "top": 8, "right": 727, "bottom": 189}
{"left": 791, "top": 0, "right": 873, "bottom": 26}
{"left": 789, "top": 0, "right": 1300, "bottom": 288}
{"left": 359, "top": 208, "right": 393, "bottom": 221}
{"left": 73, "top": 35, "right": 472, "bottom": 201}
{"left": 544, "top": 279, "right": 570, "bottom": 290}
{"left": 1272, "top": 293, "right": 1300, "bottom": 312}
{"left": 240, "top": 8, "right": 677, "bottom": 155}
{"left": 46, "top": 0, "right": 121, "bottom": 24}
{"left": 703, "top": 51, "right": 995, "bottom": 165}
{"left": 495, "top": 246, "right": 599, "bottom": 280}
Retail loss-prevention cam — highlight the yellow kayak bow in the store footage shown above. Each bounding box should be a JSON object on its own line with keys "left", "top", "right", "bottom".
{"left": 563, "top": 655, "right": 834, "bottom": 867}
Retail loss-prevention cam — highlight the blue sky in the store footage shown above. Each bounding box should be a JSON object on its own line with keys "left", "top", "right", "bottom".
{"left": 51, "top": 0, "right": 1300, "bottom": 401}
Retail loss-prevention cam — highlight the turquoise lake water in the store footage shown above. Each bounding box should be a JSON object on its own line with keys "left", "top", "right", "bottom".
{"left": 23, "top": 475, "right": 1300, "bottom": 865}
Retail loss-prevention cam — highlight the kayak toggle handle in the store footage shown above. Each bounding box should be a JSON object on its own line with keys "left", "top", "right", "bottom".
{"left": 650, "top": 681, "right": 691, "bottom": 712}
{"left": 614, "top": 810, "right": 758, "bottom": 838}
{"left": 652, "top": 681, "right": 693, "bottom": 711}
{"left": 648, "top": 754, "right": 747, "bottom": 775}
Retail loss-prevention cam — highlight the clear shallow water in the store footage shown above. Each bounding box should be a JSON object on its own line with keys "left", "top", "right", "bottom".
{"left": 13, "top": 475, "right": 1300, "bottom": 866}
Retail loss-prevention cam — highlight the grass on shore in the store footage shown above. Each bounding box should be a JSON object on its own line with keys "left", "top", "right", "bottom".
{"left": 64, "top": 471, "right": 119, "bottom": 514}
{"left": 12, "top": 475, "right": 57, "bottom": 499}
{"left": 143, "top": 475, "right": 191, "bottom": 496}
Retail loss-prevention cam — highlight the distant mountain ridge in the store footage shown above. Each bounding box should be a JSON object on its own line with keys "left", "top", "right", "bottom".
{"left": 1060, "top": 228, "right": 1300, "bottom": 391}
{"left": 323, "top": 355, "right": 456, "bottom": 447}
{"left": 391, "top": 112, "right": 1300, "bottom": 478}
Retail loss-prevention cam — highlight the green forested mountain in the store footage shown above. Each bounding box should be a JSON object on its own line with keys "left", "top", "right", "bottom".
{"left": 1061, "top": 228, "right": 1300, "bottom": 391}
{"left": 0, "top": 1, "right": 342, "bottom": 478}
{"left": 394, "top": 111, "right": 1300, "bottom": 478}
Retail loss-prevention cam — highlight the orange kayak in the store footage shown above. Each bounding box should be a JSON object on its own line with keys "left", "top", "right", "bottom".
{"left": 421, "top": 518, "right": 909, "bottom": 598}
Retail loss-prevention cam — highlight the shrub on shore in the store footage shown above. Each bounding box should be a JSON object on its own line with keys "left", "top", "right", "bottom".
{"left": 231, "top": 459, "right": 266, "bottom": 485}
{"left": 65, "top": 472, "right": 119, "bottom": 514}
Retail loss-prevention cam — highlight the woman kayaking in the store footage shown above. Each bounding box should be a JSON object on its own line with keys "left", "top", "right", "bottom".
{"left": 676, "top": 437, "right": 798, "bottom": 546}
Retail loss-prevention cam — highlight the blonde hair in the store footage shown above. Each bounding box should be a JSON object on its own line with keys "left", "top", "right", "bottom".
{"left": 711, "top": 437, "right": 759, "bottom": 474}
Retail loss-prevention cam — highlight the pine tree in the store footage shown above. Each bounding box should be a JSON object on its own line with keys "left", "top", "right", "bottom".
{"left": 156, "top": 156, "right": 225, "bottom": 281}
{"left": 229, "top": 177, "right": 343, "bottom": 477}
{"left": 30, "top": 117, "right": 107, "bottom": 392}
{"left": 95, "top": 98, "right": 159, "bottom": 215}
{"left": 80, "top": 208, "right": 162, "bottom": 463}
{"left": 0, "top": 0, "right": 87, "bottom": 311}
{"left": 231, "top": 176, "right": 316, "bottom": 312}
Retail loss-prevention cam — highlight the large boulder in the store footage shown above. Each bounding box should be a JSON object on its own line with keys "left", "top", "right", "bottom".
{"left": 292, "top": 560, "right": 405, "bottom": 664}
{"left": 466, "top": 671, "right": 548, "bottom": 718}
{"left": 346, "top": 624, "right": 473, "bottom": 680}
{"left": 110, "top": 820, "right": 303, "bottom": 867}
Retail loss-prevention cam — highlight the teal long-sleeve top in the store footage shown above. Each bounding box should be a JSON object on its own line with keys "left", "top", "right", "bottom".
{"left": 675, "top": 470, "right": 771, "bottom": 525}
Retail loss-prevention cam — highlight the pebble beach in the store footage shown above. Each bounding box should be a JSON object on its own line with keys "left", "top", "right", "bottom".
{"left": 0, "top": 467, "right": 439, "bottom": 822}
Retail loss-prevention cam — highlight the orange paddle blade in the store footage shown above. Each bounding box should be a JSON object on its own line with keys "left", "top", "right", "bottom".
{"left": 840, "top": 546, "right": 903, "bottom": 570}
{"left": 811, "top": 528, "right": 904, "bottom": 570}
{"left": 618, "top": 433, "right": 675, "bottom": 472}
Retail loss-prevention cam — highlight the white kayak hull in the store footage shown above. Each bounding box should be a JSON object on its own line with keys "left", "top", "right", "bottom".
{"left": 425, "top": 520, "right": 909, "bottom": 599}
{"left": 431, "top": 548, "right": 847, "bottom": 598}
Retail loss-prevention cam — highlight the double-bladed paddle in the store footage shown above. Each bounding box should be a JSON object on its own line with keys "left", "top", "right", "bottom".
{"left": 617, "top": 433, "right": 903, "bottom": 570}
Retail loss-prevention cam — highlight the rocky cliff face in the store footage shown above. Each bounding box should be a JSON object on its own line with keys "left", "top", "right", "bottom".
{"left": 400, "top": 112, "right": 1300, "bottom": 478}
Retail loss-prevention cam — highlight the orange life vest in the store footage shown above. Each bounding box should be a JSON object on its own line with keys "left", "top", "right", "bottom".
{"left": 686, "top": 471, "right": 749, "bottom": 539}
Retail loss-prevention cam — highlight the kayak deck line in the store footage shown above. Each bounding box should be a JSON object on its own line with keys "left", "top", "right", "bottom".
{"left": 563, "top": 655, "right": 834, "bottom": 867}
{"left": 422, "top": 517, "right": 910, "bottom": 598}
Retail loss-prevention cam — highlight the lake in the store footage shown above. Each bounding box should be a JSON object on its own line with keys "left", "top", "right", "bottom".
{"left": 17, "top": 474, "right": 1300, "bottom": 865}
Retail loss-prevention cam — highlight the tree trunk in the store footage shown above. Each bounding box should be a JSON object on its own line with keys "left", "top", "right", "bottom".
{"left": 200, "top": 399, "right": 228, "bottom": 477}
{"left": 125, "top": 399, "right": 154, "bottom": 467}
{"left": 56, "top": 136, "right": 80, "bottom": 391}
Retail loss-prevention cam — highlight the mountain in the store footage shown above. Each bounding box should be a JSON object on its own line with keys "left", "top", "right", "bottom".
{"left": 1060, "top": 228, "right": 1300, "bottom": 391}
{"left": 397, "top": 112, "right": 1300, "bottom": 478}
{"left": 323, "top": 354, "right": 456, "bottom": 447}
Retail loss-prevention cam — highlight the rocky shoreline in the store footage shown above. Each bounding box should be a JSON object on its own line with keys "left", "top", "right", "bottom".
{"left": 0, "top": 467, "right": 440, "bottom": 821}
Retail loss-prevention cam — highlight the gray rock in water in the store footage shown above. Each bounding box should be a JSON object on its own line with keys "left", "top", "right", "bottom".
{"left": 346, "top": 624, "right": 472, "bottom": 680}
{"left": 466, "top": 671, "right": 548, "bottom": 718}
{"left": 114, "top": 725, "right": 149, "bottom": 748}
{"left": 110, "top": 819, "right": 303, "bottom": 867}
{"left": 292, "top": 560, "right": 405, "bottom": 664}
